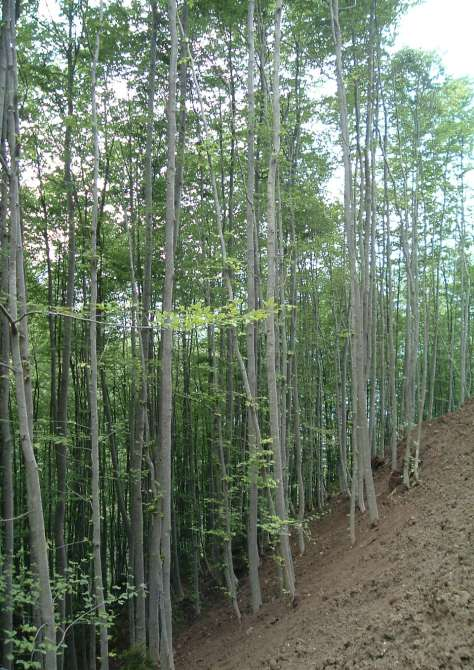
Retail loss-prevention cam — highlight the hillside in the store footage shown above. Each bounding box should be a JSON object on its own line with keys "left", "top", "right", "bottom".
{"left": 176, "top": 401, "right": 474, "bottom": 670}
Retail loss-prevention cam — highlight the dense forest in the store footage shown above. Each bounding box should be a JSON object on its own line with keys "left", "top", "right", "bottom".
{"left": 0, "top": 0, "right": 472, "bottom": 668}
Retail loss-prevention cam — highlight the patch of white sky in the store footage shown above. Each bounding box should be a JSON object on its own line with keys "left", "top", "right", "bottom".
{"left": 395, "top": 0, "right": 474, "bottom": 243}
{"left": 326, "top": 0, "right": 474, "bottom": 198}
{"left": 395, "top": 0, "right": 474, "bottom": 79}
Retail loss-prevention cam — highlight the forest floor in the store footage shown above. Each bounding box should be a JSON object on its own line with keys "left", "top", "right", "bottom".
{"left": 175, "top": 400, "right": 474, "bottom": 670}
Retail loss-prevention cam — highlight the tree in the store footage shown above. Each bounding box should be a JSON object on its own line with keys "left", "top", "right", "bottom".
{"left": 266, "top": 0, "right": 296, "bottom": 597}
{"left": 0, "top": 1, "right": 472, "bottom": 666}
{"left": 2, "top": 1, "right": 57, "bottom": 667}
{"left": 88, "top": 1, "right": 109, "bottom": 666}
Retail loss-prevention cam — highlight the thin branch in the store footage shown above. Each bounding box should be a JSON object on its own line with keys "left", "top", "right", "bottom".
{"left": 0, "top": 510, "right": 29, "bottom": 523}
{"left": 0, "top": 303, "right": 17, "bottom": 334}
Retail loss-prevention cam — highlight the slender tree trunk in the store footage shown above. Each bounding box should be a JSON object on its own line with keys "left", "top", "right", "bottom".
{"left": 287, "top": 42, "right": 305, "bottom": 546}
{"left": 382, "top": 114, "right": 398, "bottom": 471}
{"left": 266, "top": 0, "right": 295, "bottom": 598}
{"left": 89, "top": 4, "right": 109, "bottom": 665}
{"left": 245, "top": 0, "right": 262, "bottom": 614}
{"left": 154, "top": 2, "right": 178, "bottom": 667}
{"left": 414, "top": 295, "right": 429, "bottom": 482}
{"left": 4, "top": 1, "right": 57, "bottom": 666}
{"left": 458, "top": 142, "right": 469, "bottom": 405}
{"left": 400, "top": 112, "right": 420, "bottom": 489}
{"left": 132, "top": 1, "right": 159, "bottom": 650}
{"left": 174, "top": 0, "right": 188, "bottom": 253}
{"left": 55, "top": 11, "right": 77, "bottom": 664}
{"left": 330, "top": 0, "right": 379, "bottom": 532}
{"left": 211, "top": 327, "right": 241, "bottom": 620}
{"left": 0, "top": 147, "right": 13, "bottom": 670}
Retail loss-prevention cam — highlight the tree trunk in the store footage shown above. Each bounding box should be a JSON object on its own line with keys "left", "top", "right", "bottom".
{"left": 89, "top": 4, "right": 109, "bottom": 665}
{"left": 330, "top": 0, "right": 379, "bottom": 531}
{"left": 245, "top": 0, "right": 262, "bottom": 614}
{"left": 132, "top": 1, "right": 160, "bottom": 650}
{"left": 0, "top": 145, "right": 13, "bottom": 670}
{"left": 266, "top": 0, "right": 296, "bottom": 598}
{"left": 55, "top": 10, "right": 77, "bottom": 664}
{"left": 4, "top": 1, "right": 57, "bottom": 666}
{"left": 154, "top": 1, "right": 178, "bottom": 667}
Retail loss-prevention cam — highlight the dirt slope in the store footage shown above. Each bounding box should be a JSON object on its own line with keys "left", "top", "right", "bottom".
{"left": 176, "top": 400, "right": 474, "bottom": 670}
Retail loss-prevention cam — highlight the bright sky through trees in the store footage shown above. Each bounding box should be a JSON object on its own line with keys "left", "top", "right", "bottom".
{"left": 396, "top": 0, "right": 474, "bottom": 78}
{"left": 38, "top": 0, "right": 474, "bottom": 80}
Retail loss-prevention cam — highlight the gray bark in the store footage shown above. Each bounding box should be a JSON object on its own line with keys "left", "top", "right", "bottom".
{"left": 245, "top": 0, "right": 262, "bottom": 614}
{"left": 330, "top": 0, "right": 379, "bottom": 532}
{"left": 0, "top": 142, "right": 13, "bottom": 670}
{"left": 4, "top": 1, "right": 57, "bottom": 665}
{"left": 132, "top": 1, "right": 159, "bottom": 649}
{"left": 154, "top": 2, "right": 178, "bottom": 667}
{"left": 266, "top": 0, "right": 296, "bottom": 598}
{"left": 89, "top": 4, "right": 109, "bottom": 665}
{"left": 55, "top": 11, "right": 77, "bottom": 663}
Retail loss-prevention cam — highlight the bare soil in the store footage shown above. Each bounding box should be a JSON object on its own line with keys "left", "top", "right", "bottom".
{"left": 175, "top": 400, "right": 474, "bottom": 670}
